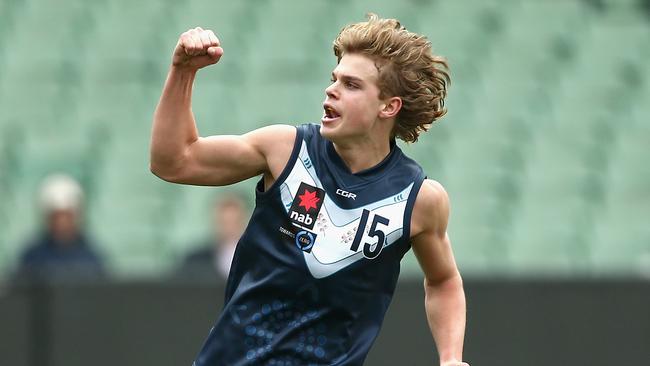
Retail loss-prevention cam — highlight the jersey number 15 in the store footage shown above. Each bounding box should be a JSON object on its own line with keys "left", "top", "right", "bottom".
{"left": 349, "top": 209, "right": 390, "bottom": 259}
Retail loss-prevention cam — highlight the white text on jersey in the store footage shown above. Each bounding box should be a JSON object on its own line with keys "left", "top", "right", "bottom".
{"left": 336, "top": 189, "right": 356, "bottom": 200}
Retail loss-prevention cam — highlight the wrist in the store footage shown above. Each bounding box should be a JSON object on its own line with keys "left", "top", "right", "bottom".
{"left": 169, "top": 64, "right": 199, "bottom": 78}
{"left": 166, "top": 66, "right": 198, "bottom": 93}
{"left": 441, "top": 360, "right": 469, "bottom": 366}
{"left": 440, "top": 359, "right": 461, "bottom": 366}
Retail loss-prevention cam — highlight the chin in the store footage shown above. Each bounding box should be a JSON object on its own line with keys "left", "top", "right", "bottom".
{"left": 319, "top": 121, "right": 337, "bottom": 140}
{"left": 319, "top": 125, "right": 332, "bottom": 139}
{"left": 320, "top": 119, "right": 369, "bottom": 143}
{"left": 320, "top": 124, "right": 348, "bottom": 144}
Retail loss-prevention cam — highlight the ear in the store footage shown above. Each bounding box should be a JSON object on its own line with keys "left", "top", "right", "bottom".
{"left": 378, "top": 96, "right": 402, "bottom": 119}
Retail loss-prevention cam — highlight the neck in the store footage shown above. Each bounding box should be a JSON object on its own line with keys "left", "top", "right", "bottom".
{"left": 332, "top": 137, "right": 392, "bottom": 174}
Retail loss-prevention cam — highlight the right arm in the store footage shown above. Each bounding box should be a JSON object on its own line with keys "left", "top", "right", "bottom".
{"left": 150, "top": 27, "right": 295, "bottom": 186}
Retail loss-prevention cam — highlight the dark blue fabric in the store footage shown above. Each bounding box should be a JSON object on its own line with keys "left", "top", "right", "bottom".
{"left": 15, "top": 231, "right": 104, "bottom": 282}
{"left": 194, "top": 124, "right": 426, "bottom": 366}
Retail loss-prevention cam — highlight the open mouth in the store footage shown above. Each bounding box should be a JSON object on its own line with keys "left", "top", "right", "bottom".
{"left": 322, "top": 104, "right": 341, "bottom": 123}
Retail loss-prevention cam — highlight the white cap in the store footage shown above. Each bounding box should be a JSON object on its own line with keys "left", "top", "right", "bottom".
{"left": 39, "top": 174, "right": 84, "bottom": 213}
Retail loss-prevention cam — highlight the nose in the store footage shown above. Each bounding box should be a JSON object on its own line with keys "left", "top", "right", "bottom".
{"left": 325, "top": 82, "right": 338, "bottom": 99}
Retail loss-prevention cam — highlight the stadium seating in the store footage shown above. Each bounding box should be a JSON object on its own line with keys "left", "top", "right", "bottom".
{"left": 1, "top": 0, "right": 649, "bottom": 279}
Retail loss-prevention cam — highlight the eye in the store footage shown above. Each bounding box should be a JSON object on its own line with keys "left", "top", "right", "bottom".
{"left": 345, "top": 81, "right": 358, "bottom": 89}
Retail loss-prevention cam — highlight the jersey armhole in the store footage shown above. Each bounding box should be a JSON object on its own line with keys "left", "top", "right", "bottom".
{"left": 400, "top": 172, "right": 427, "bottom": 250}
{"left": 255, "top": 125, "right": 305, "bottom": 200}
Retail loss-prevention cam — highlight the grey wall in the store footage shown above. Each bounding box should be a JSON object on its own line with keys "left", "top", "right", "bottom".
{"left": 1, "top": 279, "right": 648, "bottom": 366}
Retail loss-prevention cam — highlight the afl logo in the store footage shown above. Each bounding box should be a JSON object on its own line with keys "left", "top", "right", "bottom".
{"left": 295, "top": 230, "right": 316, "bottom": 252}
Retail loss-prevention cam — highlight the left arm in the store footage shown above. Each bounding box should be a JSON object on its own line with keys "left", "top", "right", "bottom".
{"left": 411, "top": 180, "right": 468, "bottom": 366}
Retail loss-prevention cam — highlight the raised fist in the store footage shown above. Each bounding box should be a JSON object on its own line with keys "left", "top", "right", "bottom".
{"left": 172, "top": 27, "right": 223, "bottom": 71}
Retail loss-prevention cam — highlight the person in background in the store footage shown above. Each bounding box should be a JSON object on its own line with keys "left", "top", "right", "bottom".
{"left": 178, "top": 194, "right": 247, "bottom": 281}
{"left": 14, "top": 174, "right": 104, "bottom": 282}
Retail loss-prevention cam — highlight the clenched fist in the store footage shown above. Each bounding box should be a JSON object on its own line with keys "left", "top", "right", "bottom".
{"left": 172, "top": 27, "right": 223, "bottom": 71}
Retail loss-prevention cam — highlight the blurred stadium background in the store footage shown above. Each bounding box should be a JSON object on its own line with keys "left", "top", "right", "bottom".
{"left": 0, "top": 0, "right": 649, "bottom": 365}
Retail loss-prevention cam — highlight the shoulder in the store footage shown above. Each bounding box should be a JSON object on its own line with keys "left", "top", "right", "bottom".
{"left": 245, "top": 123, "right": 298, "bottom": 161}
{"left": 417, "top": 179, "right": 449, "bottom": 207}
{"left": 252, "top": 122, "right": 321, "bottom": 144}
{"left": 79, "top": 245, "right": 103, "bottom": 262}
{"left": 411, "top": 179, "right": 450, "bottom": 238}
{"left": 20, "top": 239, "right": 48, "bottom": 260}
{"left": 245, "top": 124, "right": 297, "bottom": 149}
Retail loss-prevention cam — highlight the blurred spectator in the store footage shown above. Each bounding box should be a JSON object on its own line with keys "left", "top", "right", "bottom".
{"left": 177, "top": 194, "right": 247, "bottom": 281}
{"left": 14, "top": 174, "right": 104, "bottom": 283}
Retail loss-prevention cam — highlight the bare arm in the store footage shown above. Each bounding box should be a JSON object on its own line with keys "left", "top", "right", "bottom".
{"left": 150, "top": 27, "right": 295, "bottom": 186}
{"left": 411, "top": 180, "right": 468, "bottom": 366}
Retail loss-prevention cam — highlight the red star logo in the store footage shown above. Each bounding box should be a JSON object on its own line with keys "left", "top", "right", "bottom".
{"left": 298, "top": 189, "right": 320, "bottom": 212}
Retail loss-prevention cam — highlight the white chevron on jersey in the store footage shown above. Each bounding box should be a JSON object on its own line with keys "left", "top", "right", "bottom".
{"left": 281, "top": 141, "right": 414, "bottom": 279}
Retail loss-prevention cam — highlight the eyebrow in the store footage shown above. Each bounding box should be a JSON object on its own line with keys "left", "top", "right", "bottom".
{"left": 331, "top": 72, "right": 364, "bottom": 84}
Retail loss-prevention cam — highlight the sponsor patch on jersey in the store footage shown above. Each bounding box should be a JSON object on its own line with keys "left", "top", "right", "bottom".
{"left": 289, "top": 182, "right": 325, "bottom": 230}
{"left": 279, "top": 226, "right": 317, "bottom": 253}
{"left": 294, "top": 230, "right": 317, "bottom": 253}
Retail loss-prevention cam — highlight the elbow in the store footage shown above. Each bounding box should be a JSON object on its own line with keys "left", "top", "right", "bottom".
{"left": 424, "top": 270, "right": 464, "bottom": 292}
{"left": 149, "top": 162, "right": 165, "bottom": 180}
{"left": 149, "top": 142, "right": 191, "bottom": 183}
{"left": 149, "top": 162, "right": 171, "bottom": 182}
{"left": 149, "top": 142, "right": 195, "bottom": 183}
{"left": 149, "top": 158, "right": 184, "bottom": 183}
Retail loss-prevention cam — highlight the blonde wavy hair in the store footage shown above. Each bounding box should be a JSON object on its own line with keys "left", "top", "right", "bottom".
{"left": 333, "top": 13, "right": 450, "bottom": 143}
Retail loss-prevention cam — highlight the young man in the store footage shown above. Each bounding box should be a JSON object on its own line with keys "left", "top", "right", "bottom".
{"left": 150, "top": 14, "right": 468, "bottom": 366}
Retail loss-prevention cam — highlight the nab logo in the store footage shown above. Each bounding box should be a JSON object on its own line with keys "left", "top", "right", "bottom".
{"left": 290, "top": 212, "right": 313, "bottom": 226}
{"left": 289, "top": 182, "right": 325, "bottom": 230}
{"left": 336, "top": 189, "right": 356, "bottom": 200}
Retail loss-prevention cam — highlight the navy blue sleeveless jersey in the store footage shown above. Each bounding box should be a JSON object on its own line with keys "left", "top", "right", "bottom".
{"left": 193, "top": 123, "right": 426, "bottom": 366}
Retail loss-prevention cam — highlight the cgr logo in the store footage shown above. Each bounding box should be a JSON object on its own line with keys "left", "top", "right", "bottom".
{"left": 336, "top": 189, "right": 356, "bottom": 200}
